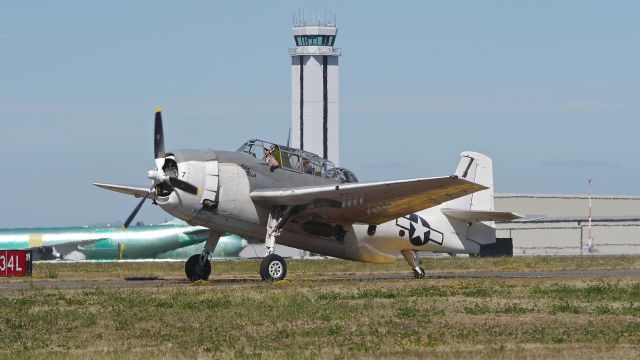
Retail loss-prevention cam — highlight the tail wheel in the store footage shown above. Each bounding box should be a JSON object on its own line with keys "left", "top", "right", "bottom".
{"left": 185, "top": 254, "right": 211, "bottom": 281}
{"left": 413, "top": 267, "right": 425, "bottom": 279}
{"left": 260, "top": 254, "right": 287, "bottom": 281}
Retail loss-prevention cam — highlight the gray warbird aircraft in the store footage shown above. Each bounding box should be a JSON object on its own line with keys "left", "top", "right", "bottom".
{"left": 95, "top": 109, "right": 520, "bottom": 281}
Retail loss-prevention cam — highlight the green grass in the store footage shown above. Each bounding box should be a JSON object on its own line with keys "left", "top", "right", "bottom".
{"left": 1, "top": 256, "right": 640, "bottom": 359}
{"left": 8, "top": 255, "right": 640, "bottom": 282}
{"left": 532, "top": 281, "right": 640, "bottom": 302}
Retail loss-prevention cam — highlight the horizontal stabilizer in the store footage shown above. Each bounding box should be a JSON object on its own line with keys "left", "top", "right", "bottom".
{"left": 441, "top": 208, "right": 522, "bottom": 222}
{"left": 93, "top": 183, "right": 157, "bottom": 200}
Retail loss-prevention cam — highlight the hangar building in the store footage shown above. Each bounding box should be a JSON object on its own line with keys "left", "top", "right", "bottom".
{"left": 495, "top": 193, "right": 640, "bottom": 256}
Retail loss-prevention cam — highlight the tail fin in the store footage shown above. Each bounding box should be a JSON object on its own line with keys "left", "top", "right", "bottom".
{"left": 450, "top": 151, "right": 494, "bottom": 211}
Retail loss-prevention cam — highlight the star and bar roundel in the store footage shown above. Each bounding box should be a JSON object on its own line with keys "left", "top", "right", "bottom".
{"left": 395, "top": 214, "right": 444, "bottom": 246}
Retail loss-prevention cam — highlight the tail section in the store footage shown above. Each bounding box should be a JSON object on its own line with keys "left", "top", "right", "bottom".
{"left": 446, "top": 152, "right": 496, "bottom": 249}
{"left": 450, "top": 151, "right": 494, "bottom": 211}
{"left": 445, "top": 151, "right": 521, "bottom": 253}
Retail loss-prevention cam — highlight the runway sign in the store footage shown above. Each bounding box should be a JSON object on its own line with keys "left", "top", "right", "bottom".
{"left": 0, "top": 250, "right": 32, "bottom": 277}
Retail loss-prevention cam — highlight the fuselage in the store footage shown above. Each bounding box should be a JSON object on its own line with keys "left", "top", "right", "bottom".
{"left": 156, "top": 149, "right": 480, "bottom": 264}
{"left": 0, "top": 223, "right": 244, "bottom": 260}
{"left": 157, "top": 234, "right": 247, "bottom": 260}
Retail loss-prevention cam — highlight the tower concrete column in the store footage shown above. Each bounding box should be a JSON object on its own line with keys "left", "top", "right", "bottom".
{"left": 289, "top": 18, "right": 340, "bottom": 165}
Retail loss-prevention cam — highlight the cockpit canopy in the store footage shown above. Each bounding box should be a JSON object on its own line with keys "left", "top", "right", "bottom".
{"left": 323, "top": 168, "right": 359, "bottom": 184}
{"left": 237, "top": 139, "right": 358, "bottom": 183}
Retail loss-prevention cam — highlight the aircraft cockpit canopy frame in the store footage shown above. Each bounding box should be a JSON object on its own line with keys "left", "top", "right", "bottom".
{"left": 237, "top": 139, "right": 358, "bottom": 183}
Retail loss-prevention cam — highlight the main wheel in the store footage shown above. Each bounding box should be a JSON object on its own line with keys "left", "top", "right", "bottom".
{"left": 413, "top": 267, "right": 425, "bottom": 279}
{"left": 260, "top": 254, "right": 287, "bottom": 281}
{"left": 185, "top": 254, "right": 212, "bottom": 281}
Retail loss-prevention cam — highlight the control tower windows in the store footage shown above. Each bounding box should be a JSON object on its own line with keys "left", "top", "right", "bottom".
{"left": 294, "top": 35, "right": 335, "bottom": 46}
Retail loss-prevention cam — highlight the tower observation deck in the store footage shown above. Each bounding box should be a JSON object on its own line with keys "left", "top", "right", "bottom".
{"left": 289, "top": 15, "right": 341, "bottom": 165}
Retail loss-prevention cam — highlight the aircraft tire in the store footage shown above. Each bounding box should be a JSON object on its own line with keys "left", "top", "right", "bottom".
{"left": 260, "top": 254, "right": 287, "bottom": 281}
{"left": 185, "top": 254, "right": 211, "bottom": 281}
{"left": 413, "top": 267, "right": 425, "bottom": 279}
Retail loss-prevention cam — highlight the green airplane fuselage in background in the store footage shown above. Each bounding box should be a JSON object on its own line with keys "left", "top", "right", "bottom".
{"left": 0, "top": 223, "right": 247, "bottom": 260}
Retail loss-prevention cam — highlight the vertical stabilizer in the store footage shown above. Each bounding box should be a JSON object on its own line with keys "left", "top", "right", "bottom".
{"left": 447, "top": 152, "right": 497, "bottom": 247}
{"left": 450, "top": 152, "right": 494, "bottom": 211}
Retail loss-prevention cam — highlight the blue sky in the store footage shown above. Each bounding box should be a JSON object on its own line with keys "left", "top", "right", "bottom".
{"left": 1, "top": 1, "right": 638, "bottom": 227}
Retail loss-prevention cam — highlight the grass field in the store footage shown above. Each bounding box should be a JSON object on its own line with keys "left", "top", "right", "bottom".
{"left": 1, "top": 256, "right": 640, "bottom": 359}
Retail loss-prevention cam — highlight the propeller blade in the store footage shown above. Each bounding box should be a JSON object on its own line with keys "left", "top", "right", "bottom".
{"left": 154, "top": 108, "right": 165, "bottom": 170}
{"left": 168, "top": 177, "right": 200, "bottom": 195}
{"left": 122, "top": 186, "right": 153, "bottom": 230}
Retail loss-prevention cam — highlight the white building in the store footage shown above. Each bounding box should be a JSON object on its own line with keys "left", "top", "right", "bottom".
{"left": 289, "top": 19, "right": 341, "bottom": 165}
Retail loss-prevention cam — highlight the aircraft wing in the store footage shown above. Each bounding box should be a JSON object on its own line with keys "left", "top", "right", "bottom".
{"left": 93, "top": 183, "right": 156, "bottom": 200}
{"left": 31, "top": 238, "right": 106, "bottom": 260}
{"left": 441, "top": 208, "right": 522, "bottom": 222}
{"left": 54, "top": 238, "right": 106, "bottom": 254}
{"left": 250, "top": 176, "right": 487, "bottom": 225}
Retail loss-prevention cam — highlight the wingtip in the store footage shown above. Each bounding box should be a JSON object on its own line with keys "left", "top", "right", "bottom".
{"left": 155, "top": 107, "right": 162, "bottom": 113}
{"left": 454, "top": 176, "right": 489, "bottom": 191}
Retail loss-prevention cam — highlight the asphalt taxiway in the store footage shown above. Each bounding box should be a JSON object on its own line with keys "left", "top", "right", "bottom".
{"left": 2, "top": 268, "right": 640, "bottom": 290}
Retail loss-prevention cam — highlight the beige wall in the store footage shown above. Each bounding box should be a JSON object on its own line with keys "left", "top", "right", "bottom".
{"left": 494, "top": 194, "right": 640, "bottom": 255}
{"left": 495, "top": 194, "right": 640, "bottom": 218}
{"left": 497, "top": 220, "right": 640, "bottom": 256}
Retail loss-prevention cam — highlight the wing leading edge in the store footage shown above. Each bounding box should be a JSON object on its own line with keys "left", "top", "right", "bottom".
{"left": 250, "top": 176, "right": 487, "bottom": 225}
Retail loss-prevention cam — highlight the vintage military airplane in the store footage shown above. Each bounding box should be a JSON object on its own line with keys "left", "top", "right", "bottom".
{"left": 95, "top": 109, "right": 520, "bottom": 281}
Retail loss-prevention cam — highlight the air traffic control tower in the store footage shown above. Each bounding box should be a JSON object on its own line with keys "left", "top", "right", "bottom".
{"left": 289, "top": 17, "right": 341, "bottom": 165}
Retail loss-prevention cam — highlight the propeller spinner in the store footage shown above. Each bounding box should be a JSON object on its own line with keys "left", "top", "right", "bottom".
{"left": 122, "top": 109, "right": 200, "bottom": 230}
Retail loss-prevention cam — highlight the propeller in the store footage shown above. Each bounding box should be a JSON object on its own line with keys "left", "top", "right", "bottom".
{"left": 121, "top": 108, "right": 200, "bottom": 230}
{"left": 154, "top": 109, "right": 165, "bottom": 172}
{"left": 168, "top": 177, "right": 199, "bottom": 195}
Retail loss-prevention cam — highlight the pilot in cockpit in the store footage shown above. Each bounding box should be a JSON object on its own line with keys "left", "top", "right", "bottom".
{"left": 302, "top": 157, "right": 314, "bottom": 174}
{"left": 264, "top": 147, "right": 279, "bottom": 172}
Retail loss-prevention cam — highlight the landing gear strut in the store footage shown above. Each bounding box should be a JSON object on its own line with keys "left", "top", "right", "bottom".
{"left": 261, "top": 207, "right": 293, "bottom": 281}
{"left": 401, "top": 249, "right": 425, "bottom": 279}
